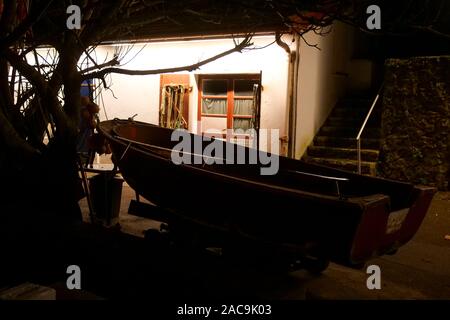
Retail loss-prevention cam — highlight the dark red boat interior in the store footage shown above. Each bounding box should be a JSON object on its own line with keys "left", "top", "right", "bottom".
{"left": 113, "top": 121, "right": 415, "bottom": 211}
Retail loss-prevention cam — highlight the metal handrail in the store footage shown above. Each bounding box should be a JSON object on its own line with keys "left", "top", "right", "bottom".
{"left": 356, "top": 83, "right": 384, "bottom": 174}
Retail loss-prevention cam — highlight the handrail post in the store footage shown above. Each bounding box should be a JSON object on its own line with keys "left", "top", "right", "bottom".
{"left": 355, "top": 83, "right": 384, "bottom": 175}
{"left": 357, "top": 139, "right": 361, "bottom": 174}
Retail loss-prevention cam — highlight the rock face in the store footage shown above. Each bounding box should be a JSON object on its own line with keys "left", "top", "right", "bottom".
{"left": 378, "top": 56, "right": 450, "bottom": 190}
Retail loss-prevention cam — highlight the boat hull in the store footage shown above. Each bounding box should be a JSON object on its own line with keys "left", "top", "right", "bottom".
{"left": 99, "top": 119, "right": 436, "bottom": 266}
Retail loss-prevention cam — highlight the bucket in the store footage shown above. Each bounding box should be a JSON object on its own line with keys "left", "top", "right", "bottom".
{"left": 88, "top": 174, "right": 123, "bottom": 226}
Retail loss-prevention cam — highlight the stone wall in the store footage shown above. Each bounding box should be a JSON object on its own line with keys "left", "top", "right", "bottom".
{"left": 378, "top": 56, "right": 450, "bottom": 190}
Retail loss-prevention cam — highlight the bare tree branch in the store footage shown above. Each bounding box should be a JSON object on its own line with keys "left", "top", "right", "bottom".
{"left": 82, "top": 35, "right": 254, "bottom": 80}
{"left": 411, "top": 25, "right": 450, "bottom": 39}
{"left": 4, "top": 48, "right": 70, "bottom": 135}
{"left": 82, "top": 57, "right": 121, "bottom": 74}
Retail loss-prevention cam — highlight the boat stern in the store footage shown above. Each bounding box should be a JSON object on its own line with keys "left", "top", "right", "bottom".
{"left": 348, "top": 186, "right": 436, "bottom": 266}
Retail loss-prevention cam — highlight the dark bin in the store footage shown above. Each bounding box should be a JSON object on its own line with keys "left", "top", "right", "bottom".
{"left": 89, "top": 174, "right": 123, "bottom": 226}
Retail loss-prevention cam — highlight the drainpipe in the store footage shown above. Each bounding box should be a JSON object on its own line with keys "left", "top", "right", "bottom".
{"left": 277, "top": 33, "right": 300, "bottom": 158}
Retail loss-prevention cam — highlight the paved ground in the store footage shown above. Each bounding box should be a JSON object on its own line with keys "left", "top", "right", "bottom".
{"left": 79, "top": 183, "right": 450, "bottom": 300}
{"left": 370, "top": 192, "right": 450, "bottom": 299}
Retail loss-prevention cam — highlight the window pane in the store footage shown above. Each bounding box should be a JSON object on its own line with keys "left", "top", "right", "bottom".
{"left": 234, "top": 99, "right": 254, "bottom": 116}
{"left": 234, "top": 80, "right": 258, "bottom": 96}
{"left": 202, "top": 98, "right": 227, "bottom": 114}
{"left": 202, "top": 80, "right": 227, "bottom": 96}
{"left": 202, "top": 117, "right": 227, "bottom": 133}
{"left": 233, "top": 118, "right": 253, "bottom": 131}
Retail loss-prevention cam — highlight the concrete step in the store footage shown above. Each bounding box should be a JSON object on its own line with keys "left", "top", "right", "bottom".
{"left": 303, "top": 156, "right": 377, "bottom": 175}
{"left": 326, "top": 117, "right": 380, "bottom": 128}
{"left": 307, "top": 146, "right": 379, "bottom": 162}
{"left": 0, "top": 283, "right": 56, "bottom": 300}
{"left": 319, "top": 126, "right": 381, "bottom": 139}
{"left": 336, "top": 98, "right": 372, "bottom": 109}
{"left": 314, "top": 136, "right": 380, "bottom": 149}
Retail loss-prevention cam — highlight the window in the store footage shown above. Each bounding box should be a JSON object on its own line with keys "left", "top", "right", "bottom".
{"left": 198, "top": 74, "right": 261, "bottom": 137}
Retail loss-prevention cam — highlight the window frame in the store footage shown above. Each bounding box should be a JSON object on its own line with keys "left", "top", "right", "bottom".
{"left": 197, "top": 74, "right": 261, "bottom": 137}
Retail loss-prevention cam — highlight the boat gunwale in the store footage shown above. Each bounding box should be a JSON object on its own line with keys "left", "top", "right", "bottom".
{"left": 99, "top": 120, "right": 390, "bottom": 209}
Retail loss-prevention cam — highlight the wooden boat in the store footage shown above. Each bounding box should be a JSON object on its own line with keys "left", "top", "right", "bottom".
{"left": 99, "top": 119, "right": 436, "bottom": 269}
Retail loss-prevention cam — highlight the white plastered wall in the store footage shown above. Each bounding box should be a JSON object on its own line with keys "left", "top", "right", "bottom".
{"left": 294, "top": 22, "right": 355, "bottom": 158}
{"left": 92, "top": 36, "right": 291, "bottom": 147}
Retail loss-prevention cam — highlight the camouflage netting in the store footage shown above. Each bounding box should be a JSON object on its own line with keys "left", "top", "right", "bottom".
{"left": 378, "top": 56, "right": 450, "bottom": 190}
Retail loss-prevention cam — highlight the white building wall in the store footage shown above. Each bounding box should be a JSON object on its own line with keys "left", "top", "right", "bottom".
{"left": 29, "top": 29, "right": 354, "bottom": 158}
{"left": 93, "top": 36, "right": 291, "bottom": 143}
{"left": 295, "top": 22, "right": 354, "bottom": 158}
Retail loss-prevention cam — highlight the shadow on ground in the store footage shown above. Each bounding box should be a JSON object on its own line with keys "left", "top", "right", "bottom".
{"left": 1, "top": 184, "right": 449, "bottom": 300}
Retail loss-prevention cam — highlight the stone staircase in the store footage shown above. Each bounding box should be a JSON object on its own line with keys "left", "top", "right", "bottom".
{"left": 302, "top": 97, "right": 381, "bottom": 175}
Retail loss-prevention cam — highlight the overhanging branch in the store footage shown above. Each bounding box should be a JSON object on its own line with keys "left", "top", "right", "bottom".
{"left": 412, "top": 25, "right": 450, "bottom": 39}
{"left": 82, "top": 35, "right": 254, "bottom": 80}
{"left": 81, "top": 57, "right": 120, "bottom": 74}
